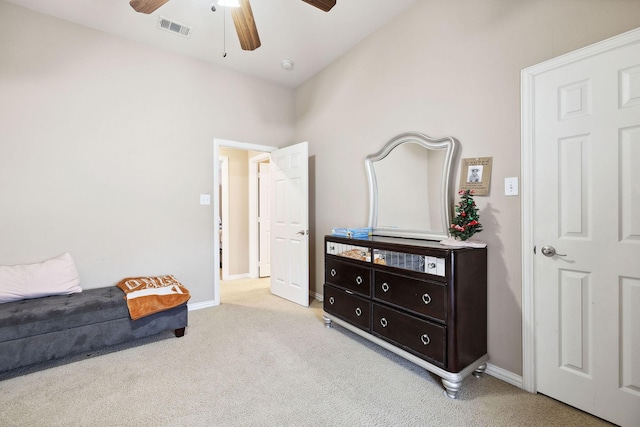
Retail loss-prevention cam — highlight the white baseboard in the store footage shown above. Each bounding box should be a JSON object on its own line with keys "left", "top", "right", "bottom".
{"left": 485, "top": 362, "right": 523, "bottom": 389}
{"left": 222, "top": 273, "right": 250, "bottom": 281}
{"left": 188, "top": 300, "right": 217, "bottom": 311}
{"left": 188, "top": 298, "right": 524, "bottom": 391}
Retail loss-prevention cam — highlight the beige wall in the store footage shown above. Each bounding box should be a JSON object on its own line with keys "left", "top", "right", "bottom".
{"left": 296, "top": 0, "right": 640, "bottom": 375}
{"left": 3, "top": 0, "right": 640, "bottom": 378}
{"left": 0, "top": 2, "right": 295, "bottom": 304}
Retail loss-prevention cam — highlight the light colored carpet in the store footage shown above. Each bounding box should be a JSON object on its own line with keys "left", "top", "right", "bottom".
{"left": 0, "top": 278, "right": 610, "bottom": 426}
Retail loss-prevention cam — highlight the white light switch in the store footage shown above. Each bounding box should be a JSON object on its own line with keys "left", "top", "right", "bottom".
{"left": 200, "top": 194, "right": 211, "bottom": 205}
{"left": 505, "top": 177, "right": 518, "bottom": 196}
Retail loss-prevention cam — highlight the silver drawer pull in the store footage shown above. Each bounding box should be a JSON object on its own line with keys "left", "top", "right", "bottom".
{"left": 421, "top": 334, "right": 430, "bottom": 345}
{"left": 329, "top": 296, "right": 335, "bottom": 305}
{"left": 330, "top": 268, "right": 337, "bottom": 277}
{"left": 428, "top": 262, "right": 436, "bottom": 269}
{"left": 422, "top": 293, "right": 431, "bottom": 305}
{"left": 355, "top": 307, "right": 362, "bottom": 317}
{"left": 380, "top": 317, "right": 388, "bottom": 328}
{"left": 381, "top": 282, "right": 390, "bottom": 292}
{"left": 355, "top": 275, "right": 363, "bottom": 285}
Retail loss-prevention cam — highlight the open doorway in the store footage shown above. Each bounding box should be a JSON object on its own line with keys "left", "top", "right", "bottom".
{"left": 218, "top": 149, "right": 271, "bottom": 280}
{"left": 213, "top": 139, "right": 277, "bottom": 305}
{"left": 213, "top": 138, "right": 310, "bottom": 307}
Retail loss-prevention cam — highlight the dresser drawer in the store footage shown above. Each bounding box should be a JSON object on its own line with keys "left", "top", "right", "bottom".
{"left": 324, "top": 285, "right": 371, "bottom": 331}
{"left": 373, "top": 270, "right": 446, "bottom": 322}
{"left": 372, "top": 303, "right": 445, "bottom": 366}
{"left": 325, "top": 257, "right": 371, "bottom": 296}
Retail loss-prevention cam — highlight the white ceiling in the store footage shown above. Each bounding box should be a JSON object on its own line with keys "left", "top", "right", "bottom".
{"left": 5, "top": 0, "right": 418, "bottom": 88}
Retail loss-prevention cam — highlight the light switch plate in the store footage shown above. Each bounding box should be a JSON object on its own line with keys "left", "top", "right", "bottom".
{"left": 200, "top": 194, "right": 211, "bottom": 205}
{"left": 505, "top": 177, "right": 518, "bottom": 196}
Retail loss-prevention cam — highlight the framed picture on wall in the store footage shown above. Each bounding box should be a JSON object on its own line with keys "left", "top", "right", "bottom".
{"left": 459, "top": 157, "right": 492, "bottom": 195}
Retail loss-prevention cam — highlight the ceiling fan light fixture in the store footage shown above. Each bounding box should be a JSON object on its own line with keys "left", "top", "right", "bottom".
{"left": 217, "top": 0, "right": 241, "bottom": 7}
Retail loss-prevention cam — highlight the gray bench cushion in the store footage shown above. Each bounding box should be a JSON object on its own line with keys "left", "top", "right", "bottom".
{"left": 0, "top": 287, "right": 128, "bottom": 342}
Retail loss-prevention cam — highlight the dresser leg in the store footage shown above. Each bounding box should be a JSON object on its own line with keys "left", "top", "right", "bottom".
{"left": 441, "top": 378, "right": 462, "bottom": 399}
{"left": 323, "top": 316, "right": 332, "bottom": 328}
{"left": 472, "top": 363, "right": 487, "bottom": 378}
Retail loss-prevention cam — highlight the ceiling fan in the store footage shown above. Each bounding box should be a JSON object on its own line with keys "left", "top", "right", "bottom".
{"left": 129, "top": 0, "right": 336, "bottom": 51}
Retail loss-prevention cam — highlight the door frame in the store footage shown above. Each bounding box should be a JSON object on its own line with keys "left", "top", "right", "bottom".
{"left": 219, "top": 155, "right": 230, "bottom": 280}
{"left": 521, "top": 27, "right": 640, "bottom": 393}
{"left": 213, "top": 138, "right": 276, "bottom": 306}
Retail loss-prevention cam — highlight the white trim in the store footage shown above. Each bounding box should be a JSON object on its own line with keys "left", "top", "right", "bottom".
{"left": 521, "top": 66, "right": 537, "bottom": 394}
{"left": 249, "top": 152, "right": 271, "bottom": 279}
{"left": 485, "top": 363, "right": 523, "bottom": 389}
{"left": 520, "top": 26, "right": 640, "bottom": 395}
{"left": 212, "top": 144, "right": 221, "bottom": 306}
{"left": 224, "top": 273, "right": 250, "bottom": 280}
{"left": 219, "top": 156, "right": 230, "bottom": 281}
{"left": 312, "top": 291, "right": 323, "bottom": 302}
{"left": 213, "top": 139, "right": 277, "bottom": 306}
{"left": 215, "top": 138, "right": 278, "bottom": 153}
{"left": 187, "top": 300, "right": 217, "bottom": 311}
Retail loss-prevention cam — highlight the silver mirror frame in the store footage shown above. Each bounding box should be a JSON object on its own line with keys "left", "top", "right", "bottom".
{"left": 366, "top": 132, "right": 459, "bottom": 241}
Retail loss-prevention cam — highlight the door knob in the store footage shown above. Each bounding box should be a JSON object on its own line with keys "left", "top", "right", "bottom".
{"left": 541, "top": 245, "right": 566, "bottom": 257}
{"left": 297, "top": 230, "right": 308, "bottom": 235}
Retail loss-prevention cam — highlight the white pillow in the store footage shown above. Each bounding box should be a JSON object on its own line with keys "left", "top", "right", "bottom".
{"left": 0, "top": 253, "right": 82, "bottom": 303}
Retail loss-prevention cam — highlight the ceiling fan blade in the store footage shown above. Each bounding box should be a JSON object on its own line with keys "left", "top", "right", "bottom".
{"left": 129, "top": 0, "right": 169, "bottom": 14}
{"left": 231, "top": 0, "right": 261, "bottom": 51}
{"left": 301, "top": 0, "right": 336, "bottom": 12}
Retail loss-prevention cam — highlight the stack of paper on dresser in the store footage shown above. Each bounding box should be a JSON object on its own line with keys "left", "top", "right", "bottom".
{"left": 331, "top": 227, "right": 371, "bottom": 239}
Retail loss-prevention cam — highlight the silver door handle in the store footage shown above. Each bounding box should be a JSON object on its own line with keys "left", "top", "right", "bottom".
{"left": 297, "top": 230, "right": 308, "bottom": 235}
{"left": 541, "top": 245, "right": 566, "bottom": 257}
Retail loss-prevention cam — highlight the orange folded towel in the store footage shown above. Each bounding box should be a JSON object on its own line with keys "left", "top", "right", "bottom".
{"left": 116, "top": 275, "right": 190, "bottom": 320}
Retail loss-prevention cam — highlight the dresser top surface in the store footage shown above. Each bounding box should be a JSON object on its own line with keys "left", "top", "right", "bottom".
{"left": 325, "top": 235, "right": 482, "bottom": 252}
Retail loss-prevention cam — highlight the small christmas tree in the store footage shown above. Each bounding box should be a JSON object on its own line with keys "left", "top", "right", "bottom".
{"left": 449, "top": 189, "right": 483, "bottom": 241}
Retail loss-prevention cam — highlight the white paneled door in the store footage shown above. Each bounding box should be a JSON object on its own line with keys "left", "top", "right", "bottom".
{"left": 270, "top": 142, "right": 309, "bottom": 307}
{"left": 528, "top": 30, "right": 640, "bottom": 426}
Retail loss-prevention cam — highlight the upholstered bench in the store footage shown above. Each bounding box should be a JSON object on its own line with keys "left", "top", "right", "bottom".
{"left": 0, "top": 286, "right": 187, "bottom": 373}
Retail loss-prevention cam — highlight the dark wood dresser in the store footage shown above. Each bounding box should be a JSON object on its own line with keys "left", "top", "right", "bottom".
{"left": 323, "top": 235, "right": 488, "bottom": 398}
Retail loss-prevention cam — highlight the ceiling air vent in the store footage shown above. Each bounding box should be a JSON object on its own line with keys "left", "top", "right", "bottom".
{"left": 157, "top": 16, "right": 192, "bottom": 38}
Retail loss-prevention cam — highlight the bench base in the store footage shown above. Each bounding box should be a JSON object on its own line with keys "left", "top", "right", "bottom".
{"left": 0, "top": 287, "right": 188, "bottom": 373}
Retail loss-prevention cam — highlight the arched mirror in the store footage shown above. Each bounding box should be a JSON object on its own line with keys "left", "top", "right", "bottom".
{"left": 366, "top": 132, "right": 459, "bottom": 241}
